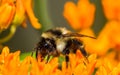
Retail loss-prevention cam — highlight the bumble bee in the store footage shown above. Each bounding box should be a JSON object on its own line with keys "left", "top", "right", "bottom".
{"left": 35, "top": 27, "right": 95, "bottom": 67}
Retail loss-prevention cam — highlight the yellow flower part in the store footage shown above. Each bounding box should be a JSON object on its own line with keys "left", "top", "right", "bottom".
{"left": 63, "top": 0, "right": 95, "bottom": 31}
{"left": 0, "top": 1, "right": 15, "bottom": 30}
{"left": 102, "top": 0, "right": 120, "bottom": 21}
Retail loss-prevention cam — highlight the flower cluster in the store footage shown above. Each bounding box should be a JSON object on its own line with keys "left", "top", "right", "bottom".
{"left": 0, "top": 0, "right": 41, "bottom": 30}
{"left": 0, "top": 0, "right": 41, "bottom": 44}
{"left": 63, "top": 0, "right": 120, "bottom": 56}
{"left": 0, "top": 47, "right": 120, "bottom": 75}
{"left": 63, "top": 0, "right": 120, "bottom": 74}
{"left": 1, "top": 0, "right": 120, "bottom": 74}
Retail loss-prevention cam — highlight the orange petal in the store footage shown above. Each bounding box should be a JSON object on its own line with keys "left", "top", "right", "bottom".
{"left": 22, "top": 0, "right": 41, "bottom": 29}
{"left": 49, "top": 57, "right": 59, "bottom": 72}
{"left": 12, "top": 0, "right": 25, "bottom": 25}
{"left": 96, "top": 66, "right": 108, "bottom": 75}
{"left": 63, "top": 1, "right": 80, "bottom": 30}
{"left": 18, "top": 56, "right": 31, "bottom": 75}
{"left": 87, "top": 54, "right": 97, "bottom": 75}
{"left": 63, "top": 0, "right": 95, "bottom": 30}
{"left": 73, "top": 63, "right": 86, "bottom": 75}
{"left": 1, "top": 46, "right": 10, "bottom": 57}
{"left": 62, "top": 61, "right": 73, "bottom": 75}
{"left": 110, "top": 63, "right": 120, "bottom": 75}
{"left": 30, "top": 57, "right": 42, "bottom": 75}
{"left": 5, "top": 51, "right": 20, "bottom": 70}
{"left": 77, "top": 0, "right": 95, "bottom": 28}
{"left": 102, "top": 0, "right": 120, "bottom": 21}
{"left": 0, "top": 3, "right": 15, "bottom": 30}
{"left": 79, "top": 22, "right": 120, "bottom": 55}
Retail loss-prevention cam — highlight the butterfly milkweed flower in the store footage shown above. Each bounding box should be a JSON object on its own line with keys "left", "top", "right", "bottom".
{"left": 102, "top": 0, "right": 120, "bottom": 21}
{"left": 1, "top": 46, "right": 120, "bottom": 75}
{"left": 63, "top": 0, "right": 120, "bottom": 74}
{"left": 0, "top": 0, "right": 41, "bottom": 31}
{"left": 63, "top": 0, "right": 95, "bottom": 30}
{"left": 78, "top": 21, "right": 120, "bottom": 57}
{"left": 0, "top": 0, "right": 41, "bottom": 44}
{"left": 63, "top": 0, "right": 120, "bottom": 56}
{"left": 0, "top": 1, "right": 15, "bottom": 30}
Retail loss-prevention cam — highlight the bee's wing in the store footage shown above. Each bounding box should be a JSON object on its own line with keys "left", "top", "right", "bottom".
{"left": 62, "top": 33, "right": 96, "bottom": 39}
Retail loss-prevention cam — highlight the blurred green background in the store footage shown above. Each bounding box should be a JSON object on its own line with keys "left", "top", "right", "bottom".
{"left": 3, "top": 0, "right": 106, "bottom": 53}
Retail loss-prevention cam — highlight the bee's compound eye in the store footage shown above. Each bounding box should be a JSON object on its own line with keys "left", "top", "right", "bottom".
{"left": 44, "top": 43, "right": 50, "bottom": 48}
{"left": 44, "top": 43, "right": 48, "bottom": 46}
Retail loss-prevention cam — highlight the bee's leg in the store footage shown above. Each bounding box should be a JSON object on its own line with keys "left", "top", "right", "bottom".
{"left": 63, "top": 39, "right": 73, "bottom": 68}
{"left": 31, "top": 51, "right": 34, "bottom": 57}
{"left": 65, "top": 55, "right": 69, "bottom": 68}
{"left": 36, "top": 50, "right": 45, "bottom": 61}
{"left": 79, "top": 46, "right": 88, "bottom": 58}
{"left": 62, "top": 48, "right": 70, "bottom": 68}
{"left": 46, "top": 55, "right": 50, "bottom": 63}
{"left": 36, "top": 49, "right": 39, "bottom": 60}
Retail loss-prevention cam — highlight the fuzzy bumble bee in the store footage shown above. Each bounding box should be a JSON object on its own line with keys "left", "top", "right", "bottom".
{"left": 35, "top": 27, "right": 95, "bottom": 66}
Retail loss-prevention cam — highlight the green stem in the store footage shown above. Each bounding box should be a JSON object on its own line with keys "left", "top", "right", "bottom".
{"left": 0, "top": 25, "right": 16, "bottom": 43}
{"left": 34, "top": 0, "right": 54, "bottom": 31}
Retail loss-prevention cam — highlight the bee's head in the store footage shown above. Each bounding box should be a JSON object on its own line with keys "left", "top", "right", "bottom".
{"left": 36, "top": 37, "right": 56, "bottom": 57}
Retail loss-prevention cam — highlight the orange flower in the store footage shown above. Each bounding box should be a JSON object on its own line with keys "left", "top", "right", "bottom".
{"left": 96, "top": 57, "right": 120, "bottom": 75}
{"left": 0, "top": 0, "right": 41, "bottom": 31}
{"left": 0, "top": 0, "right": 41, "bottom": 44}
{"left": 0, "top": 47, "right": 31, "bottom": 75}
{"left": 30, "top": 57, "right": 61, "bottom": 75}
{"left": 0, "top": 1, "right": 15, "bottom": 30}
{"left": 30, "top": 50, "right": 97, "bottom": 75}
{"left": 102, "top": 0, "right": 120, "bottom": 21}
{"left": 67, "top": 50, "right": 97, "bottom": 75}
{"left": 13, "top": 0, "right": 41, "bottom": 29}
{"left": 77, "top": 21, "right": 120, "bottom": 55}
{"left": 63, "top": 0, "right": 120, "bottom": 56}
{"left": 63, "top": 0, "right": 95, "bottom": 30}
{"left": 1, "top": 46, "right": 120, "bottom": 75}
{"left": 0, "top": 47, "right": 20, "bottom": 75}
